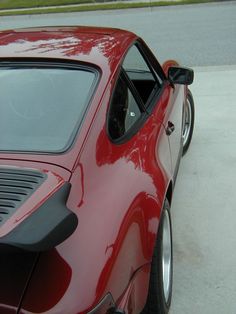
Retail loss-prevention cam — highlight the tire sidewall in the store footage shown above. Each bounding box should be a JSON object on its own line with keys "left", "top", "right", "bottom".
{"left": 143, "top": 200, "right": 173, "bottom": 314}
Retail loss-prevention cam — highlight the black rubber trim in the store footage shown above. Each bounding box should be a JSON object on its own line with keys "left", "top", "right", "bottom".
{"left": 121, "top": 68, "right": 146, "bottom": 113}
{"left": 0, "top": 183, "right": 78, "bottom": 252}
{"left": 135, "top": 39, "right": 167, "bottom": 82}
{"left": 106, "top": 69, "right": 151, "bottom": 145}
{"left": 106, "top": 40, "right": 166, "bottom": 145}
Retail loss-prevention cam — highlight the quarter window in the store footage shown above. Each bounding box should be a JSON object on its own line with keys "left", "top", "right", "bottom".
{"left": 108, "top": 74, "right": 142, "bottom": 140}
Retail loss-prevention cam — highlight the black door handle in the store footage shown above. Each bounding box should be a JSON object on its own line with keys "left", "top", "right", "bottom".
{"left": 166, "top": 121, "right": 175, "bottom": 136}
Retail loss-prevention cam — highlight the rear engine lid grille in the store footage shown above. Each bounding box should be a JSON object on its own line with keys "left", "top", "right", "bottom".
{"left": 0, "top": 168, "right": 47, "bottom": 226}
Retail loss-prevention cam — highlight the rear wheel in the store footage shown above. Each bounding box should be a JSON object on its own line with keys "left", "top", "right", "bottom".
{"left": 182, "top": 89, "right": 195, "bottom": 155}
{"left": 142, "top": 200, "right": 173, "bottom": 314}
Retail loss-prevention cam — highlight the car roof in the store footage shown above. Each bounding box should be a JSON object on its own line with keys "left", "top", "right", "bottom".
{"left": 0, "top": 26, "right": 137, "bottom": 71}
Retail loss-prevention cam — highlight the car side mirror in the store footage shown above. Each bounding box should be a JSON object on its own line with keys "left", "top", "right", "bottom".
{"left": 168, "top": 66, "right": 194, "bottom": 85}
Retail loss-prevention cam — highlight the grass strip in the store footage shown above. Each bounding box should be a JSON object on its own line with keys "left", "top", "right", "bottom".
{"left": 0, "top": 0, "right": 95, "bottom": 10}
{"left": 0, "top": 0, "right": 220, "bottom": 16}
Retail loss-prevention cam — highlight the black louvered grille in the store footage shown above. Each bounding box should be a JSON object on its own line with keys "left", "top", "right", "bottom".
{"left": 0, "top": 168, "right": 47, "bottom": 226}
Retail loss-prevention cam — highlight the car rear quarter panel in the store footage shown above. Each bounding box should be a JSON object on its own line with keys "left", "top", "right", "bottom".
{"left": 19, "top": 74, "right": 173, "bottom": 314}
{"left": 70, "top": 82, "right": 173, "bottom": 311}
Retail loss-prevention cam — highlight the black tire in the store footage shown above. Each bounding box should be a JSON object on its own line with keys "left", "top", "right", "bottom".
{"left": 182, "top": 89, "right": 195, "bottom": 155}
{"left": 142, "top": 200, "right": 173, "bottom": 314}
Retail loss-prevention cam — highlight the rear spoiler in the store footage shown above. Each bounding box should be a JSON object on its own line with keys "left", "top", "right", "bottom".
{"left": 0, "top": 183, "right": 78, "bottom": 252}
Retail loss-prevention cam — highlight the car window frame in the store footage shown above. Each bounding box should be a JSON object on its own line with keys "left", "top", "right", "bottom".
{"left": 107, "top": 68, "right": 150, "bottom": 144}
{"left": 106, "top": 41, "right": 168, "bottom": 144}
{"left": 122, "top": 41, "right": 166, "bottom": 112}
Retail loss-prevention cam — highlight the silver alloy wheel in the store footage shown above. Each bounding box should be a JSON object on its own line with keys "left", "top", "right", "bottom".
{"left": 162, "top": 209, "right": 172, "bottom": 303}
{"left": 182, "top": 97, "right": 192, "bottom": 147}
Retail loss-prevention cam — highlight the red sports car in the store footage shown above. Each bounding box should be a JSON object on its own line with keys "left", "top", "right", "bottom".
{"left": 0, "top": 26, "right": 194, "bottom": 314}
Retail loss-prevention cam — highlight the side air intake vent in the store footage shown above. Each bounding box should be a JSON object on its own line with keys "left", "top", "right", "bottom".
{"left": 0, "top": 168, "right": 47, "bottom": 227}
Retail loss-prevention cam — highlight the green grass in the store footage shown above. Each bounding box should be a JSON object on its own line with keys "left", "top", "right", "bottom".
{"left": 0, "top": 0, "right": 95, "bottom": 10}
{"left": 0, "top": 0, "right": 219, "bottom": 16}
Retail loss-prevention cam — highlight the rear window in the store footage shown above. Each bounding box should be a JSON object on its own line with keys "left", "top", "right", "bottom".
{"left": 0, "top": 62, "right": 97, "bottom": 153}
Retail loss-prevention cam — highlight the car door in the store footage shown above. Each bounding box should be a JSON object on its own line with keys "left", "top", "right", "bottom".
{"left": 122, "top": 42, "right": 184, "bottom": 178}
{"left": 161, "top": 82, "right": 184, "bottom": 177}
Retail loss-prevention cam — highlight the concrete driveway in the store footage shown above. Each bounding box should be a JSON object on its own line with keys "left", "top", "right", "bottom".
{"left": 170, "top": 65, "right": 236, "bottom": 314}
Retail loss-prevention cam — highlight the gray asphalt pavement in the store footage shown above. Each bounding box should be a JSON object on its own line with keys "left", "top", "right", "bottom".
{"left": 170, "top": 65, "right": 236, "bottom": 314}
{"left": 0, "top": 2, "right": 236, "bottom": 313}
{"left": 0, "top": 1, "right": 236, "bottom": 66}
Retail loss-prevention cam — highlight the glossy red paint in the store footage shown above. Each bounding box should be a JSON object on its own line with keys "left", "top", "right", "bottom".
{"left": 0, "top": 26, "right": 136, "bottom": 172}
{"left": 0, "top": 26, "right": 190, "bottom": 314}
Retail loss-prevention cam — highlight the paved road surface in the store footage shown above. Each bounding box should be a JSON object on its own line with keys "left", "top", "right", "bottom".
{"left": 170, "top": 65, "right": 236, "bottom": 314}
{"left": 0, "top": 1, "right": 236, "bottom": 66}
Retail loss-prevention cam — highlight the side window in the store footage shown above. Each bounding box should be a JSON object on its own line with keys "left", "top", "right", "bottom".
{"left": 108, "top": 74, "right": 142, "bottom": 140}
{"left": 122, "top": 44, "right": 162, "bottom": 106}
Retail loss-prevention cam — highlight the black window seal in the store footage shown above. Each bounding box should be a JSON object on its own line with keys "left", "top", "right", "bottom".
{"left": 107, "top": 110, "right": 150, "bottom": 145}
{"left": 106, "top": 41, "right": 169, "bottom": 145}
{"left": 135, "top": 39, "right": 167, "bottom": 82}
{"left": 133, "top": 41, "right": 170, "bottom": 114}
{"left": 121, "top": 67, "right": 147, "bottom": 114}
{"left": 135, "top": 41, "right": 164, "bottom": 85}
{"left": 122, "top": 41, "right": 165, "bottom": 113}
{"left": 106, "top": 68, "right": 150, "bottom": 145}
